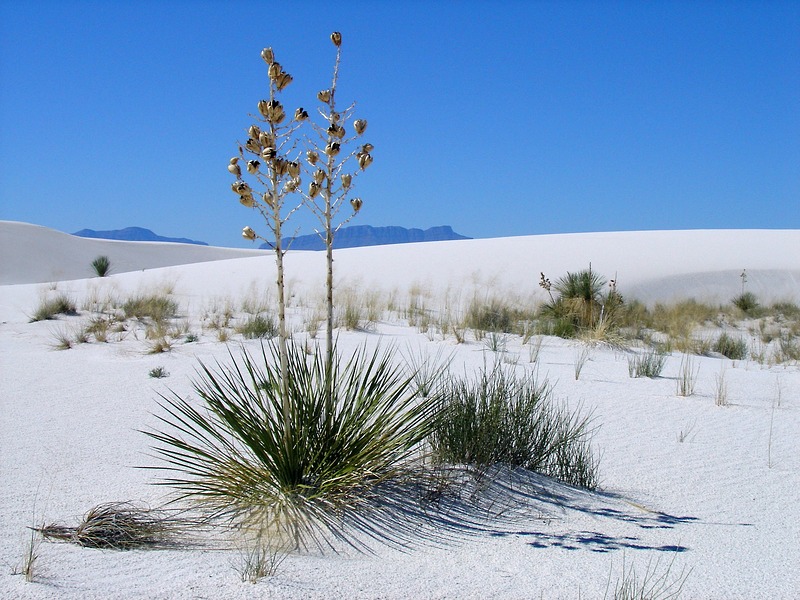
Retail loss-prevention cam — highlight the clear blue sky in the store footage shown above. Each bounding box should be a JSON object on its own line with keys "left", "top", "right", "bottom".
{"left": 1, "top": 0, "right": 798, "bottom": 247}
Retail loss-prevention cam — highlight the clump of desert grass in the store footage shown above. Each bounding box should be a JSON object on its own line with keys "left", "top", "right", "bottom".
{"left": 30, "top": 293, "right": 78, "bottom": 322}
{"left": 37, "top": 502, "right": 199, "bottom": 550}
{"left": 628, "top": 348, "right": 667, "bottom": 378}
{"left": 430, "top": 363, "right": 598, "bottom": 489}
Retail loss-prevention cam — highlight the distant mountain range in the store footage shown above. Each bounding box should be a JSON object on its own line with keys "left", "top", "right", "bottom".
{"left": 262, "top": 225, "right": 471, "bottom": 251}
{"left": 72, "top": 227, "right": 209, "bottom": 246}
{"left": 71, "top": 224, "right": 470, "bottom": 250}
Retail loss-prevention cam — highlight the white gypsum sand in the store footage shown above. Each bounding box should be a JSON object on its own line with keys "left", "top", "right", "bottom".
{"left": 1, "top": 222, "right": 798, "bottom": 598}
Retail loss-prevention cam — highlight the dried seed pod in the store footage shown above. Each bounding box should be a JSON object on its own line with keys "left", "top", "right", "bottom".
{"left": 276, "top": 72, "right": 293, "bottom": 91}
{"left": 306, "top": 150, "right": 319, "bottom": 165}
{"left": 358, "top": 153, "right": 373, "bottom": 170}
{"left": 283, "top": 178, "right": 300, "bottom": 193}
{"left": 239, "top": 194, "right": 255, "bottom": 208}
{"left": 330, "top": 111, "right": 340, "bottom": 124}
{"left": 341, "top": 173, "right": 352, "bottom": 189}
{"left": 324, "top": 142, "right": 341, "bottom": 156}
{"left": 268, "top": 62, "right": 282, "bottom": 81}
{"left": 248, "top": 124, "right": 262, "bottom": 139}
{"left": 261, "top": 147, "right": 277, "bottom": 160}
{"left": 326, "top": 124, "right": 345, "bottom": 139}
{"left": 261, "top": 47, "right": 274, "bottom": 64}
{"left": 231, "top": 180, "right": 251, "bottom": 195}
{"left": 313, "top": 169, "right": 325, "bottom": 184}
{"left": 227, "top": 158, "right": 241, "bottom": 178}
{"left": 317, "top": 89, "right": 331, "bottom": 103}
{"left": 246, "top": 160, "right": 260, "bottom": 174}
{"left": 242, "top": 226, "right": 256, "bottom": 241}
{"left": 258, "top": 131, "right": 275, "bottom": 148}
{"left": 330, "top": 31, "right": 342, "bottom": 47}
{"left": 262, "top": 191, "right": 276, "bottom": 207}
{"left": 353, "top": 119, "right": 367, "bottom": 135}
{"left": 257, "top": 100, "right": 270, "bottom": 119}
{"left": 287, "top": 161, "right": 300, "bottom": 178}
{"left": 294, "top": 107, "right": 309, "bottom": 121}
{"left": 245, "top": 138, "right": 261, "bottom": 153}
{"left": 350, "top": 197, "right": 363, "bottom": 212}
{"left": 273, "top": 158, "right": 288, "bottom": 176}
{"left": 361, "top": 143, "right": 374, "bottom": 154}
{"left": 308, "top": 181, "right": 321, "bottom": 198}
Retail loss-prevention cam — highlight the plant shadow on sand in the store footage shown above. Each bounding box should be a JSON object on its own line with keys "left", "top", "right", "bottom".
{"left": 329, "top": 464, "right": 701, "bottom": 555}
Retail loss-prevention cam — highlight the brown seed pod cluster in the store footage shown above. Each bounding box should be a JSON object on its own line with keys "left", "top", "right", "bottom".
{"left": 353, "top": 119, "right": 367, "bottom": 135}
{"left": 350, "top": 197, "right": 363, "bottom": 212}
{"left": 258, "top": 99, "right": 285, "bottom": 124}
{"left": 242, "top": 226, "right": 256, "bottom": 241}
{"left": 330, "top": 32, "right": 342, "bottom": 47}
{"left": 356, "top": 143, "right": 373, "bottom": 170}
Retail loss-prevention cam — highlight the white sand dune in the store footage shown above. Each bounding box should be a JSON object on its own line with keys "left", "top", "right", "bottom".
{"left": 0, "top": 221, "right": 265, "bottom": 285}
{"left": 1, "top": 223, "right": 799, "bottom": 598}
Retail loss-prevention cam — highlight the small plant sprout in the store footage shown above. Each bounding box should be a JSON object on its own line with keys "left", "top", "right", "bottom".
{"left": 714, "top": 365, "right": 728, "bottom": 406}
{"left": 149, "top": 366, "right": 169, "bottom": 379}
{"left": 676, "top": 353, "right": 699, "bottom": 397}
{"left": 574, "top": 346, "right": 590, "bottom": 380}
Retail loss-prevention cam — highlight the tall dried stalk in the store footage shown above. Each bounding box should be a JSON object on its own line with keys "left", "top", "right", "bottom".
{"left": 302, "top": 32, "right": 373, "bottom": 386}
{"left": 228, "top": 46, "right": 306, "bottom": 446}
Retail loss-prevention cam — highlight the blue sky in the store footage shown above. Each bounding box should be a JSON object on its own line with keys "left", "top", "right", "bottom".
{"left": 1, "top": 1, "right": 798, "bottom": 248}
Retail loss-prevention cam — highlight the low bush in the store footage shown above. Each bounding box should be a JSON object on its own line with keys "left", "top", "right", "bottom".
{"left": 713, "top": 332, "right": 747, "bottom": 360}
{"left": 122, "top": 294, "right": 178, "bottom": 322}
{"left": 30, "top": 294, "right": 78, "bottom": 322}
{"left": 731, "top": 292, "right": 758, "bottom": 314}
{"left": 430, "top": 365, "right": 597, "bottom": 489}
{"left": 237, "top": 314, "right": 278, "bottom": 339}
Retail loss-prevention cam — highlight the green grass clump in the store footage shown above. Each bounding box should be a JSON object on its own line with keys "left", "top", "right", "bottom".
{"left": 122, "top": 294, "right": 178, "bottom": 322}
{"left": 30, "top": 294, "right": 78, "bottom": 322}
{"left": 430, "top": 365, "right": 597, "bottom": 489}
{"left": 236, "top": 314, "right": 277, "bottom": 339}
{"left": 732, "top": 292, "right": 758, "bottom": 314}
{"left": 628, "top": 348, "right": 667, "bottom": 378}
{"left": 465, "top": 298, "right": 516, "bottom": 333}
{"left": 146, "top": 341, "right": 437, "bottom": 550}
{"left": 713, "top": 332, "right": 748, "bottom": 360}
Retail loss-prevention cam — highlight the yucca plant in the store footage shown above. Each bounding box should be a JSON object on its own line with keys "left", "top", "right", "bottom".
{"left": 91, "top": 255, "right": 111, "bottom": 277}
{"left": 145, "top": 341, "right": 437, "bottom": 550}
{"left": 541, "top": 267, "right": 622, "bottom": 333}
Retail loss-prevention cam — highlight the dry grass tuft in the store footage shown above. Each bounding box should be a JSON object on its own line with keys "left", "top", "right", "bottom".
{"left": 37, "top": 502, "right": 198, "bottom": 550}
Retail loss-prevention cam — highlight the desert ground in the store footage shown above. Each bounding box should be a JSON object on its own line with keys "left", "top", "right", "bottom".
{"left": 1, "top": 221, "right": 799, "bottom": 599}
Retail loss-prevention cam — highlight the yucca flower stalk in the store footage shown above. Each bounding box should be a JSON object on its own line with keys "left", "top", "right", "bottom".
{"left": 302, "top": 32, "right": 374, "bottom": 386}
{"left": 228, "top": 45, "right": 307, "bottom": 446}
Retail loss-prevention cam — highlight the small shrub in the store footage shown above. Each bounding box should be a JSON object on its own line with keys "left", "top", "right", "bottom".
{"left": 628, "top": 348, "right": 667, "bottom": 378}
{"left": 466, "top": 297, "right": 516, "bottom": 333}
{"left": 237, "top": 314, "right": 278, "bottom": 339}
{"left": 30, "top": 294, "right": 78, "bottom": 322}
{"left": 91, "top": 255, "right": 112, "bottom": 277}
{"left": 713, "top": 332, "right": 747, "bottom": 360}
{"left": 149, "top": 366, "right": 170, "bottom": 379}
{"left": 184, "top": 333, "right": 199, "bottom": 343}
{"left": 122, "top": 294, "right": 178, "bottom": 323}
{"left": 732, "top": 291, "right": 758, "bottom": 314}
{"left": 431, "top": 365, "right": 597, "bottom": 489}
{"left": 775, "top": 334, "right": 800, "bottom": 363}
